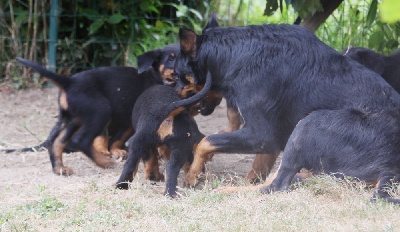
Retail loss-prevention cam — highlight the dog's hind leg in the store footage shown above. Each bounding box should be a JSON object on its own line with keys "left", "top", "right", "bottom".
{"left": 371, "top": 175, "right": 400, "bottom": 205}
{"left": 49, "top": 119, "right": 80, "bottom": 175}
{"left": 143, "top": 148, "right": 165, "bottom": 181}
{"left": 245, "top": 152, "right": 281, "bottom": 184}
{"left": 69, "top": 96, "right": 113, "bottom": 168}
{"left": 220, "top": 106, "right": 242, "bottom": 133}
{"left": 93, "top": 126, "right": 110, "bottom": 156}
{"left": 116, "top": 135, "right": 150, "bottom": 190}
{"left": 165, "top": 147, "right": 189, "bottom": 197}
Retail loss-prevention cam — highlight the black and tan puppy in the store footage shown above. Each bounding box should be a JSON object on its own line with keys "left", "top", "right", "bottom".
{"left": 116, "top": 72, "right": 211, "bottom": 197}
{"left": 9, "top": 44, "right": 179, "bottom": 175}
{"left": 173, "top": 18, "right": 400, "bottom": 204}
{"left": 344, "top": 47, "right": 400, "bottom": 93}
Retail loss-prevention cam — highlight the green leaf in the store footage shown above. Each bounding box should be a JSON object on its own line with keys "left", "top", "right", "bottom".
{"left": 380, "top": 0, "right": 400, "bottom": 23}
{"left": 188, "top": 9, "right": 203, "bottom": 20}
{"left": 89, "top": 18, "right": 104, "bottom": 34}
{"left": 386, "top": 39, "right": 399, "bottom": 49}
{"left": 175, "top": 4, "right": 188, "bottom": 18}
{"left": 368, "top": 31, "right": 385, "bottom": 48}
{"left": 80, "top": 8, "right": 100, "bottom": 21}
{"left": 366, "top": 0, "right": 377, "bottom": 26}
{"left": 107, "top": 14, "right": 126, "bottom": 24}
{"left": 155, "top": 20, "right": 164, "bottom": 29}
{"left": 140, "top": 1, "right": 159, "bottom": 13}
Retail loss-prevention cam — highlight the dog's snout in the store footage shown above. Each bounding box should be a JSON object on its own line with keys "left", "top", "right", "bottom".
{"left": 174, "top": 81, "right": 184, "bottom": 94}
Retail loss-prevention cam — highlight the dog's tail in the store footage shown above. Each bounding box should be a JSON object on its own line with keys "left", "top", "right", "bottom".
{"left": 0, "top": 142, "right": 76, "bottom": 154}
{"left": 0, "top": 143, "right": 48, "bottom": 154}
{"left": 16, "top": 57, "right": 71, "bottom": 89}
{"left": 167, "top": 71, "right": 212, "bottom": 113}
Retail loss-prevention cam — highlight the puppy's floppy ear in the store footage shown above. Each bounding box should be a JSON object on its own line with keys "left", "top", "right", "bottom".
{"left": 179, "top": 28, "right": 197, "bottom": 58}
{"left": 137, "top": 49, "right": 162, "bottom": 74}
{"left": 347, "top": 49, "right": 385, "bottom": 75}
{"left": 203, "top": 12, "right": 219, "bottom": 33}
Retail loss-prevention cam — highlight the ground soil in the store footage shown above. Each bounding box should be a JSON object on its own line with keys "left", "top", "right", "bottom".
{"left": 0, "top": 87, "right": 262, "bottom": 197}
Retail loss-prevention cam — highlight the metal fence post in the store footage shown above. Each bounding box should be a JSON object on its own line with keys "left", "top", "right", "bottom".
{"left": 48, "top": 0, "right": 58, "bottom": 73}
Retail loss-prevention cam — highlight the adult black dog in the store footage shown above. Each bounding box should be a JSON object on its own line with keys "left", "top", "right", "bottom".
{"left": 8, "top": 44, "right": 179, "bottom": 175}
{"left": 344, "top": 47, "right": 400, "bottom": 93}
{"left": 173, "top": 21, "right": 400, "bottom": 203}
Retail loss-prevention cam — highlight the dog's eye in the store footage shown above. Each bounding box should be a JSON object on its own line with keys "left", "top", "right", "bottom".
{"left": 168, "top": 55, "right": 176, "bottom": 62}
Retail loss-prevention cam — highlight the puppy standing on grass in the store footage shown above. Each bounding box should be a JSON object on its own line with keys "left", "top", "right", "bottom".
{"left": 8, "top": 44, "right": 179, "bottom": 175}
{"left": 173, "top": 17, "right": 400, "bottom": 204}
{"left": 116, "top": 72, "right": 211, "bottom": 197}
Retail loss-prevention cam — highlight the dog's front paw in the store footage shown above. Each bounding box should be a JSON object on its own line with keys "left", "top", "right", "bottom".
{"left": 244, "top": 171, "right": 263, "bottom": 184}
{"left": 260, "top": 186, "right": 275, "bottom": 194}
{"left": 184, "top": 173, "right": 199, "bottom": 188}
{"left": 94, "top": 154, "right": 115, "bottom": 169}
{"left": 53, "top": 166, "right": 73, "bottom": 176}
{"left": 111, "top": 148, "right": 127, "bottom": 160}
{"left": 148, "top": 172, "right": 165, "bottom": 182}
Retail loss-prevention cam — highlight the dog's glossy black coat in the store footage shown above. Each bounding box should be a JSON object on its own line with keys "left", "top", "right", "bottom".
{"left": 175, "top": 23, "right": 400, "bottom": 203}
{"left": 264, "top": 108, "right": 400, "bottom": 204}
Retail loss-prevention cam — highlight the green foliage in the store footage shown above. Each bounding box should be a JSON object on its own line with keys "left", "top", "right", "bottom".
{"left": 0, "top": 0, "right": 209, "bottom": 87}
{"left": 380, "top": 0, "right": 400, "bottom": 23}
{"left": 1, "top": 0, "right": 399, "bottom": 88}
{"left": 287, "top": 0, "right": 323, "bottom": 18}
{"left": 56, "top": 0, "right": 207, "bottom": 69}
{"left": 315, "top": 0, "right": 400, "bottom": 54}
{"left": 366, "top": 0, "right": 377, "bottom": 26}
{"left": 264, "top": 0, "right": 323, "bottom": 18}
{"left": 17, "top": 196, "right": 67, "bottom": 218}
{"left": 258, "top": 0, "right": 400, "bottom": 54}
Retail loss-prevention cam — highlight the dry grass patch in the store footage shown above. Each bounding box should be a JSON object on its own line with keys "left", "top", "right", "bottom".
{"left": 1, "top": 174, "right": 400, "bottom": 232}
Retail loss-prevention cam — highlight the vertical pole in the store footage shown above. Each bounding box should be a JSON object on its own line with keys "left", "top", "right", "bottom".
{"left": 48, "top": 0, "right": 58, "bottom": 72}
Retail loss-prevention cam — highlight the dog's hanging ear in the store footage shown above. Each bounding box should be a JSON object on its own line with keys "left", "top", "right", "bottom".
{"left": 358, "top": 50, "right": 385, "bottom": 75}
{"left": 179, "top": 28, "right": 197, "bottom": 58}
{"left": 346, "top": 48, "right": 385, "bottom": 75}
{"left": 203, "top": 12, "right": 219, "bottom": 33}
{"left": 137, "top": 49, "right": 162, "bottom": 74}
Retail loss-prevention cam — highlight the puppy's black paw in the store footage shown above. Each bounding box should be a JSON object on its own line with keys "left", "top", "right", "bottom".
{"left": 116, "top": 182, "right": 130, "bottom": 190}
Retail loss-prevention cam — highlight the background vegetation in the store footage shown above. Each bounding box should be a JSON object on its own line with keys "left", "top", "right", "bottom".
{"left": 0, "top": 0, "right": 399, "bottom": 89}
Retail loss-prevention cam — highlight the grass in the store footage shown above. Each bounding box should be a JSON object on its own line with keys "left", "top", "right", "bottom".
{"left": 1, "top": 174, "right": 399, "bottom": 232}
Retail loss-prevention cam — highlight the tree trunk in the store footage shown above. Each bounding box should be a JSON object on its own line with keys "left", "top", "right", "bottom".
{"left": 300, "top": 0, "right": 343, "bottom": 32}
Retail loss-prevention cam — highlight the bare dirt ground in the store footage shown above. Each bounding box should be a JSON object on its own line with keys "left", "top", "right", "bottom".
{"left": 1, "top": 88, "right": 400, "bottom": 232}
{"left": 0, "top": 87, "right": 258, "bottom": 199}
